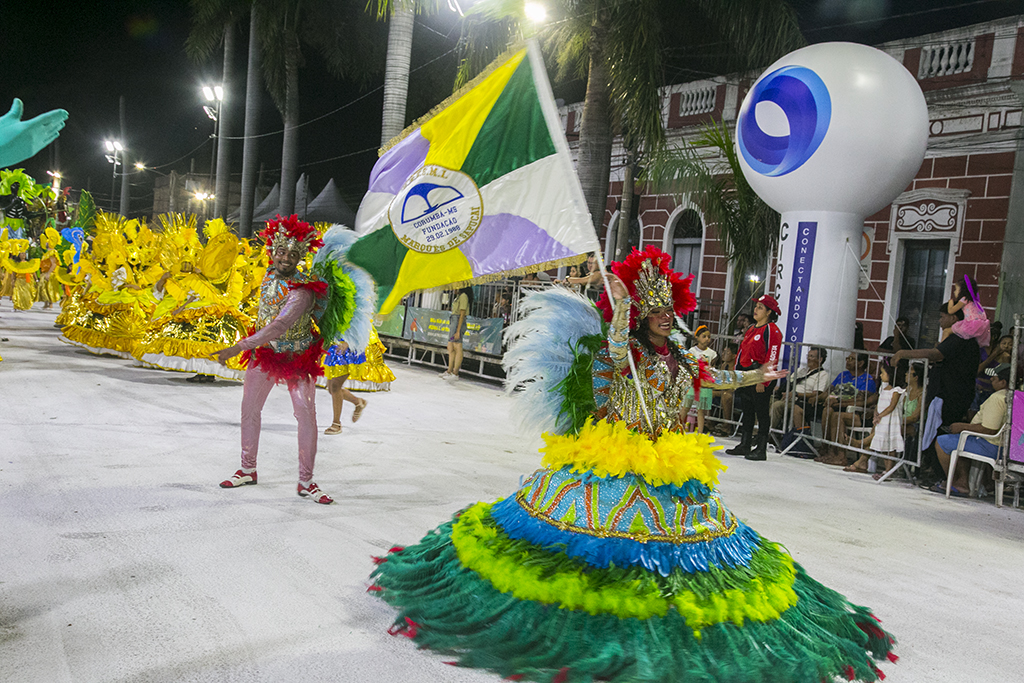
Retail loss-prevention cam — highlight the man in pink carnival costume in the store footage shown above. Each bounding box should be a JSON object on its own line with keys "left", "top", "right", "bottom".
{"left": 215, "top": 215, "right": 334, "bottom": 504}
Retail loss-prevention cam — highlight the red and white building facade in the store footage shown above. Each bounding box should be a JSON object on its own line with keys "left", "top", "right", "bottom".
{"left": 561, "top": 15, "right": 1024, "bottom": 349}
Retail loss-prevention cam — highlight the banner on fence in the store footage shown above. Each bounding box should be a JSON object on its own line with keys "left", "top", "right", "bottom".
{"left": 375, "top": 308, "right": 406, "bottom": 338}
{"left": 405, "top": 306, "right": 504, "bottom": 355}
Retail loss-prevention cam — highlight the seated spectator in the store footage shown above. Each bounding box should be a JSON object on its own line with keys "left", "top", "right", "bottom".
{"left": 711, "top": 342, "right": 739, "bottom": 436}
{"left": 770, "top": 346, "right": 830, "bottom": 431}
{"left": 974, "top": 334, "right": 1013, "bottom": 409}
{"left": 816, "top": 353, "right": 878, "bottom": 466}
{"left": 878, "top": 316, "right": 916, "bottom": 385}
{"left": 931, "top": 363, "right": 1011, "bottom": 496}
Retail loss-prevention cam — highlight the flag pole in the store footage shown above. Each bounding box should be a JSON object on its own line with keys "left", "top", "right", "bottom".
{"left": 528, "top": 39, "right": 655, "bottom": 434}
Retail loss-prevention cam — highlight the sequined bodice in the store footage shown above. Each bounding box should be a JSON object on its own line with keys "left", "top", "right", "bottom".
{"left": 606, "top": 340, "right": 698, "bottom": 435}
{"left": 256, "top": 272, "right": 315, "bottom": 354}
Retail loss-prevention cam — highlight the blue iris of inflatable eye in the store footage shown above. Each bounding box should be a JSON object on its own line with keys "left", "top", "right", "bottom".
{"left": 738, "top": 65, "right": 831, "bottom": 177}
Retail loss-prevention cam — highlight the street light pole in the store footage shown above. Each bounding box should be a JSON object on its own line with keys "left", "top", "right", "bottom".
{"left": 202, "top": 85, "right": 223, "bottom": 210}
{"left": 104, "top": 139, "right": 124, "bottom": 212}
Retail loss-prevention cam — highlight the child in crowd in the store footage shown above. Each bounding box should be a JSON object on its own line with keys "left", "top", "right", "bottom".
{"left": 845, "top": 363, "right": 906, "bottom": 474}
{"left": 685, "top": 325, "right": 717, "bottom": 433}
{"left": 948, "top": 274, "right": 990, "bottom": 348}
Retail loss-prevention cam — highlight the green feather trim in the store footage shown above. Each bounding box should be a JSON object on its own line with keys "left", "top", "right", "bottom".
{"left": 313, "top": 261, "right": 355, "bottom": 344}
{"left": 372, "top": 514, "right": 895, "bottom": 683}
{"left": 450, "top": 503, "right": 798, "bottom": 626}
{"left": 554, "top": 329, "right": 606, "bottom": 435}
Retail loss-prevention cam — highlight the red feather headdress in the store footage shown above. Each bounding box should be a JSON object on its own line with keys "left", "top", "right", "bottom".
{"left": 258, "top": 214, "right": 323, "bottom": 257}
{"left": 596, "top": 246, "right": 696, "bottom": 328}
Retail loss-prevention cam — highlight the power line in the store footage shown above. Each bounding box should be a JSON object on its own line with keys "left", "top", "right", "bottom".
{"left": 219, "top": 45, "right": 460, "bottom": 142}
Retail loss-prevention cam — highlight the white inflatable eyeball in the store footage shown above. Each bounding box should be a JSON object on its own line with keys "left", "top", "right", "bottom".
{"left": 736, "top": 42, "right": 929, "bottom": 216}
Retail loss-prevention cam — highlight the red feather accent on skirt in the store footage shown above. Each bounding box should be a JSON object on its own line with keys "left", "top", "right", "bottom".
{"left": 242, "top": 337, "right": 325, "bottom": 387}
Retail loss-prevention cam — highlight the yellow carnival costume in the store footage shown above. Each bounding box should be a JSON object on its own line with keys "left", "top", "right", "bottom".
{"left": 60, "top": 214, "right": 162, "bottom": 358}
{"left": 134, "top": 217, "right": 263, "bottom": 381}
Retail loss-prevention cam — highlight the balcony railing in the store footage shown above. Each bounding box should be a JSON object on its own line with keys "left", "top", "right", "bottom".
{"left": 918, "top": 40, "right": 975, "bottom": 79}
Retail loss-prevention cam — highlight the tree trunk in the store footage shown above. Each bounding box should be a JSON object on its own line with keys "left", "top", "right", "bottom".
{"left": 576, "top": 9, "right": 613, "bottom": 240}
{"left": 214, "top": 20, "right": 235, "bottom": 220}
{"left": 381, "top": 3, "right": 414, "bottom": 147}
{"left": 278, "top": 33, "right": 300, "bottom": 217}
{"left": 614, "top": 149, "right": 636, "bottom": 261}
{"left": 238, "top": 7, "right": 262, "bottom": 237}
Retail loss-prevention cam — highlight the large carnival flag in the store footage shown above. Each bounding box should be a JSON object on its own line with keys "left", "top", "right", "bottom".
{"left": 350, "top": 42, "right": 597, "bottom": 313}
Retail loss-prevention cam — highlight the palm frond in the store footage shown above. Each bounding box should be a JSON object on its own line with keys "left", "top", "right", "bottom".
{"left": 605, "top": 0, "right": 665, "bottom": 157}
{"left": 185, "top": 0, "right": 250, "bottom": 62}
{"left": 690, "top": 0, "right": 805, "bottom": 69}
{"left": 644, "top": 120, "right": 779, "bottom": 283}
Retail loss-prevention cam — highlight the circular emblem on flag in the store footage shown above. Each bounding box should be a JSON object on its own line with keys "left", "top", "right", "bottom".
{"left": 388, "top": 165, "right": 483, "bottom": 253}
{"left": 737, "top": 65, "right": 831, "bottom": 177}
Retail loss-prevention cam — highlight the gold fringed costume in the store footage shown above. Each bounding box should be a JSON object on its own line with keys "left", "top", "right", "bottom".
{"left": 133, "top": 217, "right": 264, "bottom": 381}
{"left": 1, "top": 233, "right": 40, "bottom": 311}
{"left": 60, "top": 214, "right": 162, "bottom": 358}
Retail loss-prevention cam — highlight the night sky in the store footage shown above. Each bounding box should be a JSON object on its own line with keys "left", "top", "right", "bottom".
{"left": 2, "top": 0, "right": 1021, "bottom": 216}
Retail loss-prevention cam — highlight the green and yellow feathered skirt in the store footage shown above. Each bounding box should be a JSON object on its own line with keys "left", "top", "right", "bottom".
{"left": 371, "top": 419, "right": 895, "bottom": 683}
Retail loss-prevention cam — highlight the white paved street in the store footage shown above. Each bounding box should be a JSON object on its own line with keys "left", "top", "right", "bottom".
{"left": 1, "top": 303, "right": 1022, "bottom": 683}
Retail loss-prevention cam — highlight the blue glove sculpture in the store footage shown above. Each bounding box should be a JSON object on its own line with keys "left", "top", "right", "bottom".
{"left": 0, "top": 98, "right": 68, "bottom": 168}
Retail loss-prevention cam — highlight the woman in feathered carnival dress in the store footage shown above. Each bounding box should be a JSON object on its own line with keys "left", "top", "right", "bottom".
{"left": 135, "top": 216, "right": 260, "bottom": 382}
{"left": 370, "top": 246, "right": 896, "bottom": 683}
{"left": 60, "top": 214, "right": 163, "bottom": 358}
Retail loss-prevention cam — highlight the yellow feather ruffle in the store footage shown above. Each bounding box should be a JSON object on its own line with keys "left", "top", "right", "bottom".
{"left": 541, "top": 418, "right": 725, "bottom": 488}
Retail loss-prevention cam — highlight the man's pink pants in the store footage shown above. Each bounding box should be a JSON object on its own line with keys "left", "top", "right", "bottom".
{"left": 239, "top": 367, "right": 318, "bottom": 482}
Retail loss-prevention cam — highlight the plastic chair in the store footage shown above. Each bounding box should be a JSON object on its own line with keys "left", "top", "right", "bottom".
{"left": 997, "top": 459, "right": 1023, "bottom": 508}
{"left": 945, "top": 423, "right": 1008, "bottom": 499}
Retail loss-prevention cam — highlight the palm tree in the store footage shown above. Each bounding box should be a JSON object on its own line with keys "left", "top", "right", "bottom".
{"left": 456, "top": 0, "right": 804, "bottom": 258}
{"left": 189, "top": 0, "right": 386, "bottom": 228}
{"left": 237, "top": 5, "right": 262, "bottom": 237}
{"left": 258, "top": 1, "right": 385, "bottom": 216}
{"left": 186, "top": 0, "right": 248, "bottom": 222}
{"left": 645, "top": 121, "right": 781, "bottom": 311}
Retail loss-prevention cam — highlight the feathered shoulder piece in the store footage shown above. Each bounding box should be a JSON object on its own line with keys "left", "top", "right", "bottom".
{"left": 311, "top": 225, "right": 377, "bottom": 354}
{"left": 503, "top": 288, "right": 605, "bottom": 437}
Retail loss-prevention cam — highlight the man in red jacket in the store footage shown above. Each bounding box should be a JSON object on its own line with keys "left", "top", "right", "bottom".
{"left": 726, "top": 294, "right": 783, "bottom": 461}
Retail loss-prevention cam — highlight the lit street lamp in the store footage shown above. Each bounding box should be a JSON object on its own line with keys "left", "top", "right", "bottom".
{"left": 104, "top": 139, "right": 124, "bottom": 211}
{"left": 46, "top": 170, "right": 62, "bottom": 195}
{"left": 524, "top": 2, "right": 546, "bottom": 22}
{"left": 194, "top": 190, "right": 213, "bottom": 224}
{"left": 202, "top": 85, "right": 223, "bottom": 200}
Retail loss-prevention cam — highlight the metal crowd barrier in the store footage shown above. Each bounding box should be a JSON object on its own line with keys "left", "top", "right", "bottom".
{"left": 697, "top": 332, "right": 929, "bottom": 483}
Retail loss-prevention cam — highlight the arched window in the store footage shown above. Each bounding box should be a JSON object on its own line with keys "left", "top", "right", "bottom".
{"left": 671, "top": 208, "right": 703, "bottom": 279}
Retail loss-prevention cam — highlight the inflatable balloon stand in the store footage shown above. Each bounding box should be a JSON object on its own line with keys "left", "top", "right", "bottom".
{"left": 736, "top": 42, "right": 929, "bottom": 352}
